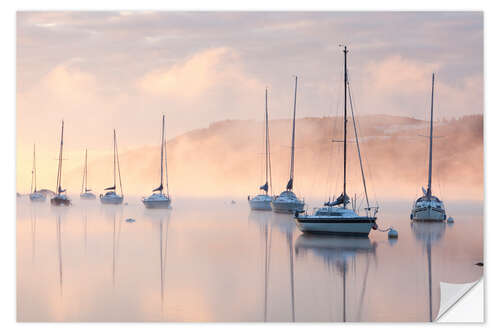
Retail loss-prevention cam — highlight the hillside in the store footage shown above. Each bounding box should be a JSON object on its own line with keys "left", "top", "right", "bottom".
{"left": 65, "top": 114, "right": 483, "bottom": 201}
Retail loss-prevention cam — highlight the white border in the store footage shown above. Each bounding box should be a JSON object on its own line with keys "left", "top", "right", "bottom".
{"left": 3, "top": 0, "right": 494, "bottom": 331}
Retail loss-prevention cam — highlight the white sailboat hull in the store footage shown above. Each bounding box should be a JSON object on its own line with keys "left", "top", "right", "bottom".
{"left": 29, "top": 192, "right": 46, "bottom": 202}
{"left": 295, "top": 219, "right": 374, "bottom": 236}
{"left": 249, "top": 200, "right": 272, "bottom": 211}
{"left": 249, "top": 194, "right": 272, "bottom": 211}
{"left": 80, "top": 192, "right": 96, "bottom": 200}
{"left": 51, "top": 194, "right": 70, "bottom": 206}
{"left": 271, "top": 200, "right": 305, "bottom": 214}
{"left": 411, "top": 206, "right": 446, "bottom": 222}
{"left": 100, "top": 194, "right": 123, "bottom": 205}
{"left": 142, "top": 198, "right": 171, "bottom": 209}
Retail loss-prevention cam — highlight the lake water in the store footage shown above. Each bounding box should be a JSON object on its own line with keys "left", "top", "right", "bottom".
{"left": 16, "top": 196, "right": 483, "bottom": 322}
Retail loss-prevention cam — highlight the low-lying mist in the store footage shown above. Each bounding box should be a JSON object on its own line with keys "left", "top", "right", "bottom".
{"left": 58, "top": 114, "right": 482, "bottom": 202}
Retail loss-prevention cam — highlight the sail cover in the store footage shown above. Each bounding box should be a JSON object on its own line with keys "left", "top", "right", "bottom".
{"left": 260, "top": 182, "right": 268, "bottom": 192}
{"left": 331, "top": 193, "right": 350, "bottom": 206}
{"left": 104, "top": 185, "right": 116, "bottom": 191}
{"left": 286, "top": 178, "right": 293, "bottom": 191}
{"left": 153, "top": 184, "right": 163, "bottom": 192}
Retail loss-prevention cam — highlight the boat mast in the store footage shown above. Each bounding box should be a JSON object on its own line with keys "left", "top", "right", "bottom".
{"left": 81, "top": 149, "right": 85, "bottom": 194}
{"left": 84, "top": 148, "right": 88, "bottom": 192}
{"left": 115, "top": 130, "right": 123, "bottom": 197}
{"left": 343, "top": 46, "right": 348, "bottom": 208}
{"left": 427, "top": 74, "right": 435, "bottom": 198}
{"left": 265, "top": 88, "right": 269, "bottom": 195}
{"left": 287, "top": 76, "right": 298, "bottom": 191}
{"left": 56, "top": 121, "right": 64, "bottom": 195}
{"left": 160, "top": 115, "right": 165, "bottom": 194}
{"left": 113, "top": 129, "right": 117, "bottom": 190}
{"left": 32, "top": 144, "right": 36, "bottom": 193}
{"left": 164, "top": 119, "right": 170, "bottom": 197}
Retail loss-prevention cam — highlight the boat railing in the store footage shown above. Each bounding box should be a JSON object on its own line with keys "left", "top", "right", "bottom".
{"left": 364, "top": 206, "right": 380, "bottom": 218}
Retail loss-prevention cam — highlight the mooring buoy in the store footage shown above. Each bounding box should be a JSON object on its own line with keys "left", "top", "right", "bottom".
{"left": 388, "top": 228, "right": 398, "bottom": 239}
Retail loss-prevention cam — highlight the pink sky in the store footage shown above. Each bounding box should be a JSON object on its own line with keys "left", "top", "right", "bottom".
{"left": 16, "top": 11, "right": 483, "bottom": 193}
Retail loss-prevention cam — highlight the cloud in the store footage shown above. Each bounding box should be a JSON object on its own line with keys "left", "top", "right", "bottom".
{"left": 39, "top": 62, "right": 96, "bottom": 100}
{"left": 17, "top": 60, "right": 122, "bottom": 125}
{"left": 137, "top": 47, "right": 262, "bottom": 100}
{"left": 353, "top": 55, "right": 483, "bottom": 118}
{"left": 363, "top": 55, "right": 440, "bottom": 95}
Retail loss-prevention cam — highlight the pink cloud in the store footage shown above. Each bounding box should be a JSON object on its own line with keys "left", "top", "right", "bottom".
{"left": 138, "top": 47, "right": 262, "bottom": 100}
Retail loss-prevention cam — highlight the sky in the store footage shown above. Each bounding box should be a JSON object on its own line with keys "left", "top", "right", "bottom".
{"left": 16, "top": 11, "right": 483, "bottom": 193}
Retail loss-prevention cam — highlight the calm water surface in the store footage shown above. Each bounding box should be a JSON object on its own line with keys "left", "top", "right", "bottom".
{"left": 16, "top": 197, "right": 483, "bottom": 322}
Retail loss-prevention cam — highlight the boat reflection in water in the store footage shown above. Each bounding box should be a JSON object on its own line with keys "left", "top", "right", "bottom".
{"left": 99, "top": 205, "right": 124, "bottom": 289}
{"left": 270, "top": 213, "right": 297, "bottom": 321}
{"left": 248, "top": 211, "right": 273, "bottom": 321}
{"left": 55, "top": 214, "right": 64, "bottom": 296}
{"left": 30, "top": 205, "right": 38, "bottom": 263}
{"left": 294, "top": 234, "right": 376, "bottom": 322}
{"left": 144, "top": 209, "right": 172, "bottom": 317}
{"left": 111, "top": 210, "right": 122, "bottom": 288}
{"left": 411, "top": 221, "right": 446, "bottom": 322}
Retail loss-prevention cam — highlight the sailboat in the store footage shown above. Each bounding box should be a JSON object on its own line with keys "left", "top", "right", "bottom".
{"left": 410, "top": 74, "right": 446, "bottom": 222}
{"left": 248, "top": 88, "right": 273, "bottom": 211}
{"left": 80, "top": 148, "right": 96, "bottom": 200}
{"left": 271, "top": 76, "right": 305, "bottom": 214}
{"left": 143, "top": 115, "right": 171, "bottom": 208}
{"left": 29, "top": 144, "right": 46, "bottom": 202}
{"left": 50, "top": 121, "right": 71, "bottom": 206}
{"left": 295, "top": 46, "right": 377, "bottom": 236}
{"left": 100, "top": 129, "right": 124, "bottom": 204}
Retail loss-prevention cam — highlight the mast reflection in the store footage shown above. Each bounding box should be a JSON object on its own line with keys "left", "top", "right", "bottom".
{"left": 295, "top": 235, "right": 376, "bottom": 322}
{"left": 30, "top": 206, "right": 37, "bottom": 263}
{"left": 101, "top": 206, "right": 123, "bottom": 289}
{"left": 271, "top": 213, "right": 296, "bottom": 322}
{"left": 145, "top": 209, "right": 172, "bottom": 316}
{"left": 248, "top": 211, "right": 272, "bottom": 321}
{"left": 411, "top": 221, "right": 445, "bottom": 322}
{"left": 56, "top": 214, "right": 63, "bottom": 296}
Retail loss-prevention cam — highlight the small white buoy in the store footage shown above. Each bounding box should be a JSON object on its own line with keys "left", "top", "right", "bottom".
{"left": 125, "top": 218, "right": 135, "bottom": 223}
{"left": 447, "top": 216, "right": 454, "bottom": 223}
{"left": 388, "top": 228, "right": 398, "bottom": 239}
